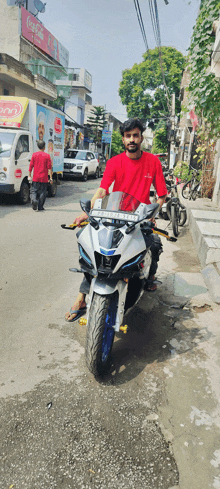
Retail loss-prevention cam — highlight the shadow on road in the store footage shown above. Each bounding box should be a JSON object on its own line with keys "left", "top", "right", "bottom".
{"left": 94, "top": 289, "right": 210, "bottom": 386}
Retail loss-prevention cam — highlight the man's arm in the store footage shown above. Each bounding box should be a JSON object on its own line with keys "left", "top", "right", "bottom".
{"left": 48, "top": 156, "right": 53, "bottom": 183}
{"left": 156, "top": 195, "right": 167, "bottom": 208}
{"left": 28, "top": 154, "right": 34, "bottom": 177}
{"left": 74, "top": 187, "right": 107, "bottom": 226}
{"left": 48, "top": 168, "right": 53, "bottom": 182}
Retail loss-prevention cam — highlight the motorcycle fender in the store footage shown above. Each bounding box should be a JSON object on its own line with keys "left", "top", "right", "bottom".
{"left": 88, "top": 277, "right": 128, "bottom": 332}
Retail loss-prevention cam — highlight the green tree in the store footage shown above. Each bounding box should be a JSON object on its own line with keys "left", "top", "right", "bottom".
{"left": 48, "top": 96, "right": 65, "bottom": 111}
{"left": 119, "top": 46, "right": 185, "bottom": 127}
{"left": 186, "top": 0, "right": 220, "bottom": 197}
{"left": 86, "top": 106, "right": 107, "bottom": 148}
{"left": 111, "top": 130, "right": 124, "bottom": 157}
{"left": 151, "top": 122, "right": 169, "bottom": 154}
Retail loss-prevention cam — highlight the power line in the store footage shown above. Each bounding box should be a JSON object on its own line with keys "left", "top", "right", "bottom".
{"left": 148, "top": 0, "right": 171, "bottom": 112}
{"left": 133, "top": 0, "right": 149, "bottom": 51}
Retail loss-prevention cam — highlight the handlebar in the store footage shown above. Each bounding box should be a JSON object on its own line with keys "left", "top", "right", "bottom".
{"left": 61, "top": 221, "right": 177, "bottom": 241}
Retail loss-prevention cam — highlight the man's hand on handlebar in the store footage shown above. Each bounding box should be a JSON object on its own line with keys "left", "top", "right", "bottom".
{"left": 73, "top": 212, "right": 88, "bottom": 227}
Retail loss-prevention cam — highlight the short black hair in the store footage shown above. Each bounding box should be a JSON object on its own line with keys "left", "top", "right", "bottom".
{"left": 37, "top": 140, "right": 45, "bottom": 150}
{"left": 120, "top": 118, "right": 146, "bottom": 136}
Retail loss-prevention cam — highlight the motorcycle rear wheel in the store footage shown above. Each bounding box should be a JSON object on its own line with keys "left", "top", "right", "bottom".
{"left": 85, "top": 292, "right": 117, "bottom": 376}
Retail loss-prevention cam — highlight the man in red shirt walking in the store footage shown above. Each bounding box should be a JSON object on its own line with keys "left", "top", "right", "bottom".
{"left": 28, "top": 140, "right": 53, "bottom": 211}
{"left": 65, "top": 118, "right": 167, "bottom": 322}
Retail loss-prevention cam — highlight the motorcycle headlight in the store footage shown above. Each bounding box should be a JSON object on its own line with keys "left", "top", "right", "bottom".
{"left": 121, "top": 251, "right": 146, "bottom": 270}
{"left": 78, "top": 245, "right": 93, "bottom": 269}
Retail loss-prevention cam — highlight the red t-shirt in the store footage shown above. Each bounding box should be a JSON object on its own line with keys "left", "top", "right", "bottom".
{"left": 29, "top": 151, "right": 52, "bottom": 183}
{"left": 100, "top": 152, "right": 167, "bottom": 204}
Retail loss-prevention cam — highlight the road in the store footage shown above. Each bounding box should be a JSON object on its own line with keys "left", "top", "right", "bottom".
{"left": 1, "top": 177, "right": 220, "bottom": 489}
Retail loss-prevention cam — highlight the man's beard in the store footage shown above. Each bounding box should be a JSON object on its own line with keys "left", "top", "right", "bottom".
{"left": 126, "top": 144, "right": 139, "bottom": 153}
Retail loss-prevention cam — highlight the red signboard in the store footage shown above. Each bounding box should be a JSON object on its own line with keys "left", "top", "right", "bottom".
{"left": 15, "top": 169, "right": 22, "bottom": 178}
{"left": 54, "top": 117, "right": 62, "bottom": 134}
{"left": 21, "top": 7, "right": 69, "bottom": 67}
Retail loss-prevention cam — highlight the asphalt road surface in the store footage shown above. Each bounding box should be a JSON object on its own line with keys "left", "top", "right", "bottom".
{"left": 1, "top": 177, "right": 220, "bottom": 489}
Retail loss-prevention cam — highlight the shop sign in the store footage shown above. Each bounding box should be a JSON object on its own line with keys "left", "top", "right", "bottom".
{"left": 0, "top": 97, "right": 29, "bottom": 127}
{"left": 21, "top": 7, "right": 69, "bottom": 67}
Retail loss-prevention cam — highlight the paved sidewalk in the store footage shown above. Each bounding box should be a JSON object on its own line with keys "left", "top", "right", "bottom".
{"left": 179, "top": 191, "right": 220, "bottom": 303}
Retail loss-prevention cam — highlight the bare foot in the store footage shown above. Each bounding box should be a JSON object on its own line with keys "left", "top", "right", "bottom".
{"left": 65, "top": 294, "right": 86, "bottom": 322}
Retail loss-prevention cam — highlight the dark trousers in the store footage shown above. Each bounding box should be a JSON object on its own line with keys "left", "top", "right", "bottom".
{"left": 30, "top": 182, "right": 47, "bottom": 210}
{"left": 79, "top": 232, "right": 163, "bottom": 296}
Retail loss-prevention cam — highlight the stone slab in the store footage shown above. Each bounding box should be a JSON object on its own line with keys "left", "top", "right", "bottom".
{"left": 204, "top": 236, "right": 220, "bottom": 249}
{"left": 190, "top": 209, "right": 220, "bottom": 222}
{"left": 201, "top": 264, "right": 220, "bottom": 304}
{"left": 196, "top": 220, "right": 220, "bottom": 237}
{"left": 174, "top": 272, "right": 207, "bottom": 298}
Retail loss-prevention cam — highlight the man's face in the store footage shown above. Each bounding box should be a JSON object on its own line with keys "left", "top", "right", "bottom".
{"left": 38, "top": 122, "right": 45, "bottom": 140}
{"left": 122, "top": 127, "right": 143, "bottom": 154}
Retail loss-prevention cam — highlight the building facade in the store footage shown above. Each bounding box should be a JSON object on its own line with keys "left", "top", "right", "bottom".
{"left": 0, "top": 0, "right": 70, "bottom": 102}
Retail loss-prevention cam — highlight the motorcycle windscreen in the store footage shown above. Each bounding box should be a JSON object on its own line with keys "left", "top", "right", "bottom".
{"left": 101, "top": 191, "right": 140, "bottom": 213}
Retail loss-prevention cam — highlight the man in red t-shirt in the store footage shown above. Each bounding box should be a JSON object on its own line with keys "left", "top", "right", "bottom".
{"left": 65, "top": 118, "right": 167, "bottom": 322}
{"left": 29, "top": 140, "right": 53, "bottom": 211}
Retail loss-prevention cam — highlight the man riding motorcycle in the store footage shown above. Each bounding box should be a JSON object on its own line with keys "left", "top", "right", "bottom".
{"left": 65, "top": 118, "right": 167, "bottom": 322}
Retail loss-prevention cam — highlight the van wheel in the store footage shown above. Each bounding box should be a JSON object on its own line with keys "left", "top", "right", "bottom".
{"left": 17, "top": 180, "right": 30, "bottom": 205}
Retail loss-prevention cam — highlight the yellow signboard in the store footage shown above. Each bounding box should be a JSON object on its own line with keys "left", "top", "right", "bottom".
{"left": 0, "top": 97, "right": 29, "bottom": 127}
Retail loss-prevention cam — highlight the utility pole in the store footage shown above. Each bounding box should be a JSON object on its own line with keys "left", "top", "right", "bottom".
{"left": 169, "top": 93, "right": 175, "bottom": 169}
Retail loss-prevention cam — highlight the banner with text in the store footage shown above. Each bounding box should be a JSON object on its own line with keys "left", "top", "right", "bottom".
{"left": 21, "top": 7, "right": 69, "bottom": 67}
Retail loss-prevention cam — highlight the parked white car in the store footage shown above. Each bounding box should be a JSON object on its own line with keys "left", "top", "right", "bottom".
{"left": 63, "top": 149, "right": 101, "bottom": 181}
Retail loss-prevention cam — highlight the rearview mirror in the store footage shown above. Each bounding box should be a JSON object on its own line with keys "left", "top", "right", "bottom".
{"left": 145, "top": 203, "right": 160, "bottom": 219}
{"left": 80, "top": 198, "right": 91, "bottom": 215}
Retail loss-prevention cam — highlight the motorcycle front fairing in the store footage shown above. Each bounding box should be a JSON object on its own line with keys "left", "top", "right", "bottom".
{"left": 77, "top": 192, "right": 157, "bottom": 332}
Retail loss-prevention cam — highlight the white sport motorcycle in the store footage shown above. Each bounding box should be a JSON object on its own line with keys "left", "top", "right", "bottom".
{"left": 62, "top": 191, "right": 175, "bottom": 377}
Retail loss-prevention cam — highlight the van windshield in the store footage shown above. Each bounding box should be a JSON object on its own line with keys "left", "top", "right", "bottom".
{"left": 0, "top": 133, "right": 16, "bottom": 157}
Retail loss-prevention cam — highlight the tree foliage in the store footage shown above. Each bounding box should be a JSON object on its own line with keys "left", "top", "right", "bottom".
{"left": 48, "top": 96, "right": 65, "bottom": 111}
{"left": 151, "top": 123, "right": 169, "bottom": 154}
{"left": 186, "top": 0, "right": 220, "bottom": 195}
{"left": 187, "top": 0, "right": 220, "bottom": 141}
{"left": 119, "top": 47, "right": 186, "bottom": 127}
{"left": 86, "top": 106, "right": 107, "bottom": 147}
{"left": 111, "top": 130, "right": 124, "bottom": 157}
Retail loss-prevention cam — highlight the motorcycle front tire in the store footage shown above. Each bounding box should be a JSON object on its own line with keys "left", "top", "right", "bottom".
{"left": 85, "top": 292, "right": 117, "bottom": 376}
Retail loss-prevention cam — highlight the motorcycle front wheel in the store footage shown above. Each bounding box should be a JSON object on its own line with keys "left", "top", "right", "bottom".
{"left": 85, "top": 292, "right": 118, "bottom": 376}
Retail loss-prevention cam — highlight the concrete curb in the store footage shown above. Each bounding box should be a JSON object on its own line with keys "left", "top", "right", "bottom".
{"left": 187, "top": 207, "right": 220, "bottom": 303}
{"left": 201, "top": 264, "right": 220, "bottom": 304}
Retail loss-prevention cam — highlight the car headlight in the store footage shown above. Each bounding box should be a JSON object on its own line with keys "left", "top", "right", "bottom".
{"left": 0, "top": 172, "right": 6, "bottom": 182}
{"left": 77, "top": 165, "right": 83, "bottom": 169}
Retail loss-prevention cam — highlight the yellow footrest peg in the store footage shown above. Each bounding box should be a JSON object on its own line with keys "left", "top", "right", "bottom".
{"left": 120, "top": 325, "right": 128, "bottom": 334}
{"left": 79, "top": 317, "right": 87, "bottom": 326}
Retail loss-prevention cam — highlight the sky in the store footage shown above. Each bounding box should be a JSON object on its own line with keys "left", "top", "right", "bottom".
{"left": 38, "top": 0, "right": 200, "bottom": 122}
